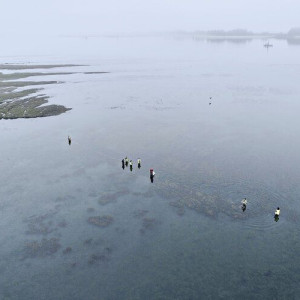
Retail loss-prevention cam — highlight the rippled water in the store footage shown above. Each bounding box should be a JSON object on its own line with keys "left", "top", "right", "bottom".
{"left": 0, "top": 36, "right": 300, "bottom": 299}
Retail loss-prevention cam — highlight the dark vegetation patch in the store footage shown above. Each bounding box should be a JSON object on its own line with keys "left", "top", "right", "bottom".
{"left": 22, "top": 238, "right": 61, "bottom": 259}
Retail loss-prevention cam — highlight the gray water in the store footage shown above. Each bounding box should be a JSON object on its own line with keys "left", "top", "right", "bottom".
{"left": 1, "top": 36, "right": 300, "bottom": 300}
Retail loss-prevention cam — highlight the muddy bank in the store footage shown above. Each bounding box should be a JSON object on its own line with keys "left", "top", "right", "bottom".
{"left": 0, "top": 64, "right": 108, "bottom": 119}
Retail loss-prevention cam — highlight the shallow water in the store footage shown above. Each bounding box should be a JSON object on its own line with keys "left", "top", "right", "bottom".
{"left": 1, "top": 36, "right": 300, "bottom": 299}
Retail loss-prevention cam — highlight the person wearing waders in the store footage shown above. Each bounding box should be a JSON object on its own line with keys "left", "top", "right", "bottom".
{"left": 150, "top": 168, "right": 155, "bottom": 183}
{"left": 68, "top": 136, "right": 72, "bottom": 145}
{"left": 125, "top": 157, "right": 129, "bottom": 167}
{"left": 241, "top": 198, "right": 247, "bottom": 212}
{"left": 274, "top": 207, "right": 280, "bottom": 222}
{"left": 137, "top": 158, "right": 141, "bottom": 169}
{"left": 129, "top": 160, "right": 133, "bottom": 171}
{"left": 122, "top": 159, "right": 125, "bottom": 170}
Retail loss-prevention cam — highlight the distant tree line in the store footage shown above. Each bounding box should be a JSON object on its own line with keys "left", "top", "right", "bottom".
{"left": 174, "top": 28, "right": 300, "bottom": 39}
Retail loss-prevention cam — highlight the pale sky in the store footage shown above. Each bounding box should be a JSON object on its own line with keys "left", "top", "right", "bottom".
{"left": 1, "top": 0, "right": 299, "bottom": 35}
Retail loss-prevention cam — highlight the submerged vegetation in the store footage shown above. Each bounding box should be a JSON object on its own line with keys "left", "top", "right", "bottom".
{"left": 87, "top": 215, "right": 114, "bottom": 227}
{"left": 23, "top": 238, "right": 61, "bottom": 259}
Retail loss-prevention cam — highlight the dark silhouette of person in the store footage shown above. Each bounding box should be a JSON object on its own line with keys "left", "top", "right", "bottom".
{"left": 122, "top": 159, "right": 125, "bottom": 170}
{"left": 150, "top": 169, "right": 155, "bottom": 183}
{"left": 129, "top": 160, "right": 133, "bottom": 171}
{"left": 137, "top": 158, "right": 141, "bottom": 169}
{"left": 242, "top": 203, "right": 246, "bottom": 212}
{"left": 274, "top": 207, "right": 280, "bottom": 222}
{"left": 68, "top": 136, "right": 72, "bottom": 145}
{"left": 241, "top": 198, "right": 247, "bottom": 212}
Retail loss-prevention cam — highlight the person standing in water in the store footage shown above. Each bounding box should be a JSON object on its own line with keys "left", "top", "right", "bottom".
{"left": 125, "top": 157, "right": 129, "bottom": 167}
{"left": 122, "top": 159, "right": 125, "bottom": 170}
{"left": 137, "top": 158, "right": 141, "bottom": 169}
{"left": 241, "top": 198, "right": 247, "bottom": 212}
{"left": 68, "top": 136, "right": 72, "bottom": 145}
{"left": 274, "top": 207, "right": 280, "bottom": 222}
{"left": 150, "top": 168, "right": 155, "bottom": 183}
{"left": 129, "top": 160, "right": 133, "bottom": 171}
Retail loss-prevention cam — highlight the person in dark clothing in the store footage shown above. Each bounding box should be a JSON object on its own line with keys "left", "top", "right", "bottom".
{"left": 150, "top": 169, "right": 155, "bottom": 183}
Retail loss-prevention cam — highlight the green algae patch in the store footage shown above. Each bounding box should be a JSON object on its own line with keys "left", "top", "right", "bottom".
{"left": 0, "top": 64, "right": 74, "bottom": 119}
{"left": 0, "top": 96, "right": 71, "bottom": 119}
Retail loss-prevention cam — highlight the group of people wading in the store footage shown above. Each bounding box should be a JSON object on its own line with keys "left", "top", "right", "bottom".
{"left": 67, "top": 136, "right": 280, "bottom": 218}
{"left": 67, "top": 136, "right": 156, "bottom": 183}
{"left": 121, "top": 157, "right": 155, "bottom": 183}
{"left": 241, "top": 198, "right": 280, "bottom": 221}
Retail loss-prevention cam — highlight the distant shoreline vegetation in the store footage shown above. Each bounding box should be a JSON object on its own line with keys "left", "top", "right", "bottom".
{"left": 85, "top": 28, "right": 300, "bottom": 45}
{"left": 168, "top": 28, "right": 300, "bottom": 44}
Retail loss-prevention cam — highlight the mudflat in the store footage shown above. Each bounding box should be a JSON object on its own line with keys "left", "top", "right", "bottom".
{"left": 0, "top": 64, "right": 76, "bottom": 119}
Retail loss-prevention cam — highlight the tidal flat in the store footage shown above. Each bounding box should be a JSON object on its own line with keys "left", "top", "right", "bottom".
{"left": 0, "top": 64, "right": 108, "bottom": 119}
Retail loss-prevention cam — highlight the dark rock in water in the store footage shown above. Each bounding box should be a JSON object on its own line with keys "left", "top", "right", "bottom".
{"left": 87, "top": 215, "right": 114, "bottom": 227}
{"left": 23, "top": 238, "right": 61, "bottom": 259}
{"left": 63, "top": 247, "right": 72, "bottom": 254}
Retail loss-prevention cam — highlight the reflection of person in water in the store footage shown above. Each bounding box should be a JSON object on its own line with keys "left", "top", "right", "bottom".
{"left": 150, "top": 168, "right": 155, "bottom": 183}
{"left": 274, "top": 207, "right": 280, "bottom": 222}
{"left": 68, "top": 136, "right": 72, "bottom": 145}
{"left": 241, "top": 198, "right": 247, "bottom": 212}
{"left": 122, "top": 159, "right": 125, "bottom": 170}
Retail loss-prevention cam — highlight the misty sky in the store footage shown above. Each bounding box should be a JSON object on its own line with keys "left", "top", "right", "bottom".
{"left": 1, "top": 0, "right": 299, "bottom": 35}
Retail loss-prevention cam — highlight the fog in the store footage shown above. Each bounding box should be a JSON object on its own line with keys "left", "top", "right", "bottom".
{"left": 1, "top": 0, "right": 299, "bottom": 36}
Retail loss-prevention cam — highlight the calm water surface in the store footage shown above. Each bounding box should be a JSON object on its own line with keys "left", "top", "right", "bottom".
{"left": 0, "top": 36, "right": 300, "bottom": 299}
